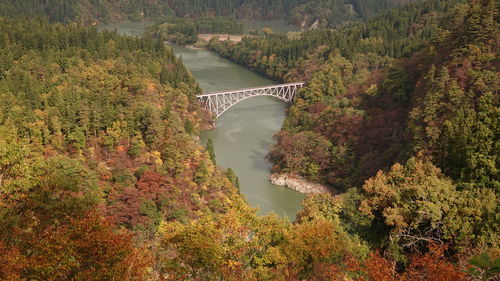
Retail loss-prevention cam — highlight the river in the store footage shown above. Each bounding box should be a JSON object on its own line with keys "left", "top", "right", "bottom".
{"left": 97, "top": 22, "right": 304, "bottom": 220}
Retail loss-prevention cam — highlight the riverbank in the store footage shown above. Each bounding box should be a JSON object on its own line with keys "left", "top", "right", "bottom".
{"left": 270, "top": 174, "right": 333, "bottom": 194}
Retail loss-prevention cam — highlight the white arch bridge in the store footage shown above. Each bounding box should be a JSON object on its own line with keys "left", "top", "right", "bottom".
{"left": 197, "top": 82, "right": 305, "bottom": 118}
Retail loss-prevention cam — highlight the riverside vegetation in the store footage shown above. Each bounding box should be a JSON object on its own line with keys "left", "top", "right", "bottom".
{"left": 0, "top": 0, "right": 499, "bottom": 280}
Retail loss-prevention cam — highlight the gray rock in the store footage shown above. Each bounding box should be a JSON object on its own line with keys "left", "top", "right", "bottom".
{"left": 270, "top": 174, "right": 332, "bottom": 194}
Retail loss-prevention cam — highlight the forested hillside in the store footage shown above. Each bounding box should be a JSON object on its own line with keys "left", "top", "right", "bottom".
{"left": 0, "top": 0, "right": 498, "bottom": 280}
{"left": 208, "top": 0, "right": 462, "bottom": 80}
{"left": 170, "top": 0, "right": 409, "bottom": 27}
{"left": 210, "top": 0, "right": 499, "bottom": 265}
{"left": 0, "top": 0, "right": 404, "bottom": 26}
{"left": 276, "top": 0, "right": 498, "bottom": 261}
{"left": 2, "top": 15, "right": 494, "bottom": 281}
{"left": 0, "top": 0, "right": 172, "bottom": 23}
{"left": 0, "top": 17, "right": 248, "bottom": 279}
{"left": 268, "top": 0, "right": 499, "bottom": 190}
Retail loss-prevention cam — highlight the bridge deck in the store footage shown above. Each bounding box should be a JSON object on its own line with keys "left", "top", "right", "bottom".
{"left": 198, "top": 82, "right": 305, "bottom": 97}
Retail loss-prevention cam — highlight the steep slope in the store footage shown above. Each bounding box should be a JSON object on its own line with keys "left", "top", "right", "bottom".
{"left": 268, "top": 0, "right": 498, "bottom": 263}
{"left": 0, "top": 17, "right": 249, "bottom": 279}
{"left": 269, "top": 0, "right": 498, "bottom": 190}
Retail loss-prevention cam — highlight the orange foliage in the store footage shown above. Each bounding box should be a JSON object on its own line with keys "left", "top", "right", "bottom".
{"left": 310, "top": 263, "right": 345, "bottom": 281}
{"left": 364, "top": 252, "right": 399, "bottom": 281}
{"left": 361, "top": 245, "right": 467, "bottom": 281}
{"left": 2, "top": 212, "right": 152, "bottom": 281}
{"left": 0, "top": 242, "right": 27, "bottom": 281}
{"left": 401, "top": 244, "right": 467, "bottom": 281}
{"left": 116, "top": 144, "right": 127, "bottom": 153}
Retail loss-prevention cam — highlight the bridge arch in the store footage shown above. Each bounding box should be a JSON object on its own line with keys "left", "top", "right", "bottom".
{"left": 197, "top": 82, "right": 304, "bottom": 118}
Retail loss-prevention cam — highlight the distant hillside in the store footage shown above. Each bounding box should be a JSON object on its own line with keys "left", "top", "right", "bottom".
{"left": 290, "top": 0, "right": 412, "bottom": 28}
{"left": 0, "top": 0, "right": 408, "bottom": 26}
{"left": 0, "top": 0, "right": 175, "bottom": 23}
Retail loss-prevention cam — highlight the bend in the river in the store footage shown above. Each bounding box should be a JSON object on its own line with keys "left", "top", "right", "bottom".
{"left": 97, "top": 22, "right": 304, "bottom": 220}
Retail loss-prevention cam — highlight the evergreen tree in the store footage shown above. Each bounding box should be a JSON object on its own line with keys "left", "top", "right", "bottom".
{"left": 225, "top": 167, "right": 240, "bottom": 188}
{"left": 184, "top": 119, "right": 195, "bottom": 135}
{"left": 160, "top": 65, "right": 169, "bottom": 85}
{"left": 194, "top": 160, "right": 209, "bottom": 186}
{"left": 206, "top": 138, "right": 216, "bottom": 165}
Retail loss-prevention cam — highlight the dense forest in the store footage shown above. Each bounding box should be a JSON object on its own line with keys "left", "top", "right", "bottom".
{"left": 0, "top": 0, "right": 405, "bottom": 27}
{"left": 212, "top": 0, "right": 499, "bottom": 274}
{"left": 208, "top": 0, "right": 463, "bottom": 80}
{"left": 0, "top": 0, "right": 499, "bottom": 280}
{"left": 170, "top": 0, "right": 407, "bottom": 28}
{"left": 0, "top": 16, "right": 245, "bottom": 279}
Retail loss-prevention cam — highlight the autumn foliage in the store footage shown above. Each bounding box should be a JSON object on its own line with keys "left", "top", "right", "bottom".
{"left": 0, "top": 242, "right": 27, "bottom": 281}
{"left": 0, "top": 212, "right": 152, "bottom": 281}
{"left": 361, "top": 245, "right": 467, "bottom": 281}
{"left": 0, "top": 0, "right": 498, "bottom": 280}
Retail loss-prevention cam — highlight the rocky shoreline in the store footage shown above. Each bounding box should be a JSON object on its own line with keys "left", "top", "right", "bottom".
{"left": 270, "top": 174, "right": 332, "bottom": 194}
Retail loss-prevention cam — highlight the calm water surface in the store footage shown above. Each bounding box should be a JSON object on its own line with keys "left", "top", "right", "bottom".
{"left": 97, "top": 22, "right": 304, "bottom": 220}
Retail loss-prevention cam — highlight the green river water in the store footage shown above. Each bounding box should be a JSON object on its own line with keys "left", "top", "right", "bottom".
{"left": 97, "top": 22, "right": 304, "bottom": 220}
